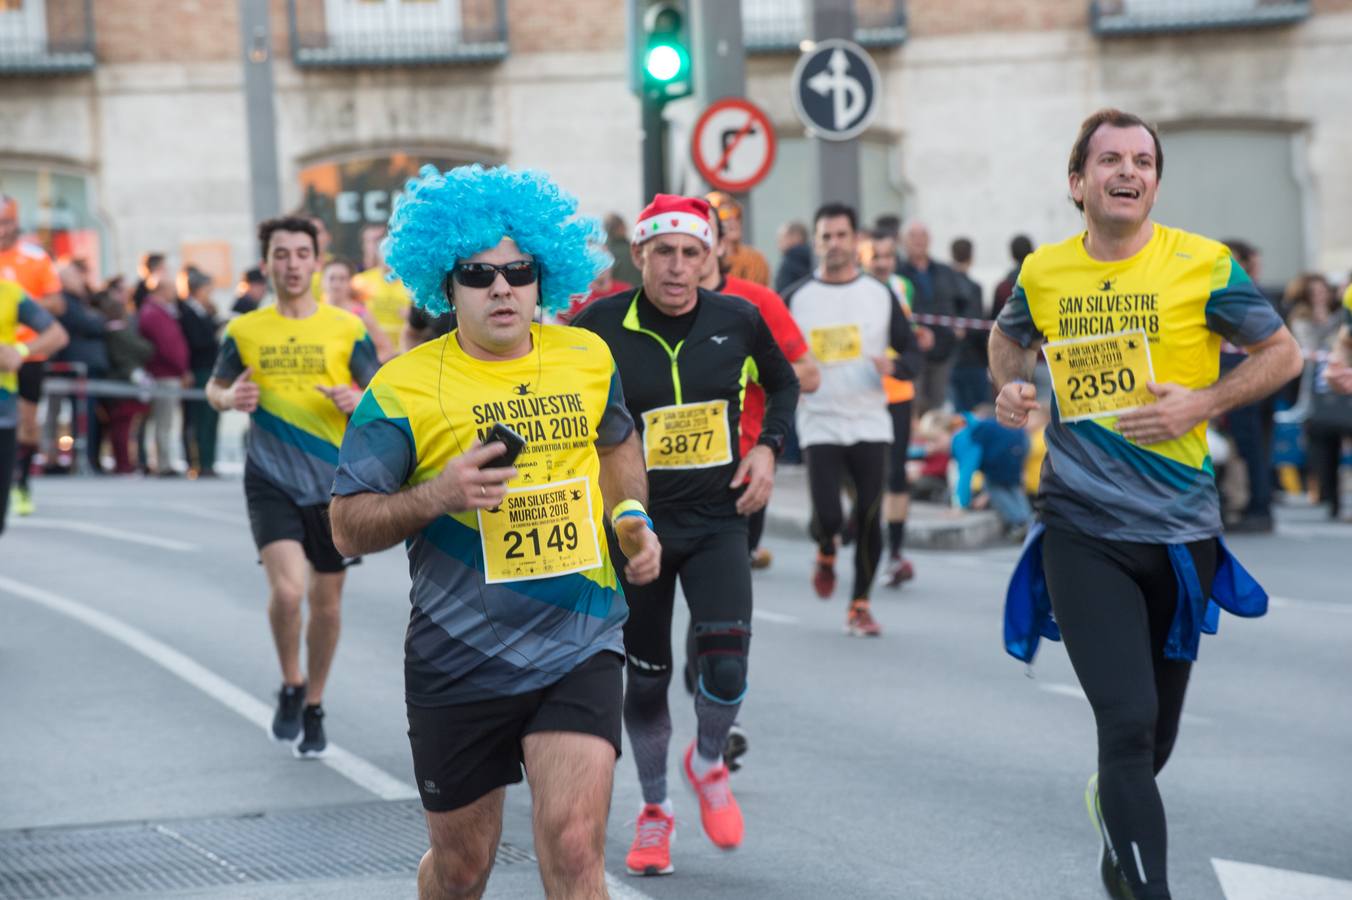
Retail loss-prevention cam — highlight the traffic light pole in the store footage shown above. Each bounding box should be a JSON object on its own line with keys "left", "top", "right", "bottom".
{"left": 641, "top": 94, "right": 666, "bottom": 201}
{"left": 812, "top": 0, "right": 860, "bottom": 213}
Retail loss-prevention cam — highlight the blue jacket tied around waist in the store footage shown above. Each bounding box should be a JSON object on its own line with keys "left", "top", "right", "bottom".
{"left": 1003, "top": 523, "right": 1269, "bottom": 664}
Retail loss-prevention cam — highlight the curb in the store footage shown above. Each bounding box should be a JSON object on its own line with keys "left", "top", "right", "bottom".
{"left": 763, "top": 503, "right": 1007, "bottom": 551}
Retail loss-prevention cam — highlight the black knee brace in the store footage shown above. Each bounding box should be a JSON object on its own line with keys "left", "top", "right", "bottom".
{"left": 693, "top": 620, "right": 751, "bottom": 704}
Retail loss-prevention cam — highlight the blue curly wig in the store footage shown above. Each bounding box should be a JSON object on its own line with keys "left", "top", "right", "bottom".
{"left": 383, "top": 164, "right": 609, "bottom": 316}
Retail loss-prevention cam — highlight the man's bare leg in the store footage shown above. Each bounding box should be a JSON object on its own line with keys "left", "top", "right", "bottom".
{"left": 304, "top": 569, "right": 345, "bottom": 704}
{"left": 523, "top": 730, "right": 617, "bottom": 899}
{"left": 418, "top": 788, "right": 505, "bottom": 900}
{"left": 259, "top": 540, "right": 309, "bottom": 687}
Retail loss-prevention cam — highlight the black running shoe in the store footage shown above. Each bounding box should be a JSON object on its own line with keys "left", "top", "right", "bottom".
{"left": 271, "top": 683, "right": 306, "bottom": 743}
{"left": 723, "top": 723, "right": 748, "bottom": 773}
{"left": 1087, "top": 773, "right": 1137, "bottom": 900}
{"left": 294, "top": 704, "right": 328, "bottom": 759}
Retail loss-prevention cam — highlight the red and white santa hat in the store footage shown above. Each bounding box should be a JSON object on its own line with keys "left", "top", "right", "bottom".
{"left": 632, "top": 194, "right": 714, "bottom": 248}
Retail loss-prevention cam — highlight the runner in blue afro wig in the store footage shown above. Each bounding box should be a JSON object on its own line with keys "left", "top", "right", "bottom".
{"left": 383, "top": 164, "right": 609, "bottom": 317}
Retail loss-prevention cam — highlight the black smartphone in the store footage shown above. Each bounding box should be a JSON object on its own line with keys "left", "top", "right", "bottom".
{"left": 482, "top": 422, "right": 526, "bottom": 468}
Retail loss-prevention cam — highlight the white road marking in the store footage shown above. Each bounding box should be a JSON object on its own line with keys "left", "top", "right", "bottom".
{"left": 605, "top": 874, "right": 658, "bottom": 899}
{"left": 143, "top": 500, "right": 248, "bottom": 526}
{"left": 0, "top": 573, "right": 658, "bottom": 899}
{"left": 9, "top": 518, "right": 200, "bottom": 552}
{"left": 1213, "top": 858, "right": 1352, "bottom": 899}
{"left": 0, "top": 573, "right": 413, "bottom": 800}
{"left": 1274, "top": 522, "right": 1352, "bottom": 541}
{"left": 1269, "top": 595, "right": 1352, "bottom": 615}
{"left": 753, "top": 608, "right": 801, "bottom": 625}
{"left": 1037, "top": 681, "right": 1212, "bottom": 726}
{"left": 25, "top": 496, "right": 246, "bottom": 526}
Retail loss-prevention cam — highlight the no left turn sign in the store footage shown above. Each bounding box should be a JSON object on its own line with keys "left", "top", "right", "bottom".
{"left": 690, "top": 98, "right": 777, "bottom": 194}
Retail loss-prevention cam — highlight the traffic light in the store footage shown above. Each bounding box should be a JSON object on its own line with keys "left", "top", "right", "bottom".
{"left": 639, "top": 1, "right": 692, "bottom": 102}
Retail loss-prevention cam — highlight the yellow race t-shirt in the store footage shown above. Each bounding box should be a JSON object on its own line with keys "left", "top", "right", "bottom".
{"left": 332, "top": 323, "right": 635, "bottom": 705}
{"left": 353, "top": 267, "right": 413, "bottom": 350}
{"left": 996, "top": 223, "right": 1283, "bottom": 542}
{"left": 212, "top": 304, "right": 379, "bottom": 505}
{"left": 1, "top": 279, "right": 56, "bottom": 427}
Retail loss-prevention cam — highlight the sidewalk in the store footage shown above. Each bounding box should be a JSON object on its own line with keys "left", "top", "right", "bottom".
{"left": 763, "top": 463, "right": 1006, "bottom": 551}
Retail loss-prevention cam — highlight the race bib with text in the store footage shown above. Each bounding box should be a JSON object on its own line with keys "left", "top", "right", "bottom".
{"left": 642, "top": 400, "right": 733, "bottom": 470}
{"left": 478, "top": 477, "right": 601, "bottom": 584}
{"left": 1043, "top": 329, "right": 1156, "bottom": 422}
{"left": 809, "top": 324, "right": 863, "bottom": 364}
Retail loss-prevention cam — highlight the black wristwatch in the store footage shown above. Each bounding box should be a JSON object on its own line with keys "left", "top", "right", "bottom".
{"left": 756, "top": 432, "right": 785, "bottom": 458}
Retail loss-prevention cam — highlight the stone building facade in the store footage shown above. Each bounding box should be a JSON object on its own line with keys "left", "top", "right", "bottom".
{"left": 1, "top": 0, "right": 1349, "bottom": 293}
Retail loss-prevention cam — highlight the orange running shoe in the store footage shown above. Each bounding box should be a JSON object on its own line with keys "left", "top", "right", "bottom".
{"left": 812, "top": 552, "right": 836, "bottom": 599}
{"left": 682, "top": 742, "right": 744, "bottom": 850}
{"left": 845, "top": 600, "right": 882, "bottom": 637}
{"left": 625, "top": 804, "right": 675, "bottom": 876}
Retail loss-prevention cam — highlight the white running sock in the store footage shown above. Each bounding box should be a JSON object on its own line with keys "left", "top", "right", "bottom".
{"left": 643, "top": 799, "right": 673, "bottom": 815}
{"left": 689, "top": 749, "right": 722, "bottom": 779}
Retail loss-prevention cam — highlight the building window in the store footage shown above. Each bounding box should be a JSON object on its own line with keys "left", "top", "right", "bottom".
{"left": 742, "top": 0, "right": 907, "bottom": 52}
{"left": 0, "top": 164, "right": 105, "bottom": 276}
{"left": 323, "top": 0, "right": 461, "bottom": 50}
{"left": 1091, "top": 0, "right": 1311, "bottom": 35}
{"left": 0, "top": 0, "right": 46, "bottom": 56}
{"left": 290, "top": 0, "right": 507, "bottom": 67}
{"left": 298, "top": 151, "right": 491, "bottom": 267}
{"left": 0, "top": 0, "right": 94, "bottom": 73}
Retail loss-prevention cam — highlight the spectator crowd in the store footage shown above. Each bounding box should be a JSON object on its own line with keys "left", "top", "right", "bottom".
{"left": 7, "top": 194, "right": 1352, "bottom": 533}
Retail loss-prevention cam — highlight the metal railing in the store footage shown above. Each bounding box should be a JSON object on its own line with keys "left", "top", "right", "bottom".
{"left": 1091, "top": 0, "right": 1311, "bottom": 35}
{"left": 742, "top": 0, "right": 907, "bottom": 52}
{"left": 287, "top": 0, "right": 508, "bottom": 67}
{"left": 0, "top": 0, "right": 95, "bottom": 75}
{"left": 41, "top": 362, "right": 209, "bottom": 476}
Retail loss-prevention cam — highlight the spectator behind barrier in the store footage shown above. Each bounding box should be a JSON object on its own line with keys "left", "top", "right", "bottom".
{"left": 94, "top": 290, "right": 155, "bottom": 474}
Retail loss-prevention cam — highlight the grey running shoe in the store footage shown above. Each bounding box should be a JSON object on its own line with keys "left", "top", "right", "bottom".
{"left": 271, "top": 683, "right": 306, "bottom": 743}
{"left": 723, "top": 723, "right": 748, "bottom": 773}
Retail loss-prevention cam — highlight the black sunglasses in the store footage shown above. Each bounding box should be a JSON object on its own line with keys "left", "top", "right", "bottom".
{"left": 449, "top": 260, "right": 539, "bottom": 290}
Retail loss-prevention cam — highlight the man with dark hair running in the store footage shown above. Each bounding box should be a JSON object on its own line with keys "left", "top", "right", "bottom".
{"left": 207, "top": 215, "right": 380, "bottom": 759}
{"left": 784, "top": 203, "right": 923, "bottom": 636}
{"left": 993, "top": 108, "right": 1301, "bottom": 899}
{"left": 330, "top": 164, "right": 659, "bottom": 899}
{"left": 575, "top": 193, "right": 799, "bottom": 875}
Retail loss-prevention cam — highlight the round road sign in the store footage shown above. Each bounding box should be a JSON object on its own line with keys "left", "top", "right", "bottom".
{"left": 690, "top": 98, "right": 777, "bottom": 194}
{"left": 790, "top": 39, "right": 881, "bottom": 141}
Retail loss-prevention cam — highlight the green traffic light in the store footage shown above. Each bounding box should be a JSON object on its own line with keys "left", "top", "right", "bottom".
{"left": 644, "top": 42, "right": 687, "bottom": 83}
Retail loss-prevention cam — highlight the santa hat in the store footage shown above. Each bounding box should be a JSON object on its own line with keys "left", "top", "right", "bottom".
{"left": 632, "top": 194, "right": 713, "bottom": 248}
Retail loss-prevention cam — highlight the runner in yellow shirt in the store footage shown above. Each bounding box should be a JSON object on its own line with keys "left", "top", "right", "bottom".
{"left": 990, "top": 108, "right": 1302, "bottom": 900}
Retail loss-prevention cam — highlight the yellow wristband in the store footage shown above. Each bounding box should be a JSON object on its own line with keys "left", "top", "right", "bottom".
{"left": 15, "top": 342, "right": 31, "bottom": 360}
{"left": 610, "top": 499, "right": 646, "bottom": 523}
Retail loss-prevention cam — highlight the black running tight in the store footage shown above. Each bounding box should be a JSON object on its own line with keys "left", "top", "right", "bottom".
{"left": 0, "top": 427, "right": 14, "bottom": 534}
{"left": 805, "top": 441, "right": 887, "bottom": 600}
{"left": 1041, "top": 527, "right": 1218, "bottom": 900}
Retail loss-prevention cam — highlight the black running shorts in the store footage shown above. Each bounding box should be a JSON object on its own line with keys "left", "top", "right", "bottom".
{"left": 17, "top": 360, "right": 44, "bottom": 404}
{"left": 406, "top": 650, "right": 623, "bottom": 813}
{"left": 244, "top": 469, "right": 352, "bottom": 574}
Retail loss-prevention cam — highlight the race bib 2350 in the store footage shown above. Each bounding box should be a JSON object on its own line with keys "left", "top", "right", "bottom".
{"left": 1043, "top": 329, "right": 1155, "bottom": 422}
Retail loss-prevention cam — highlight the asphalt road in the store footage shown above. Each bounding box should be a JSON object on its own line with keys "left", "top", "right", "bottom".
{"left": 2, "top": 476, "right": 1349, "bottom": 899}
